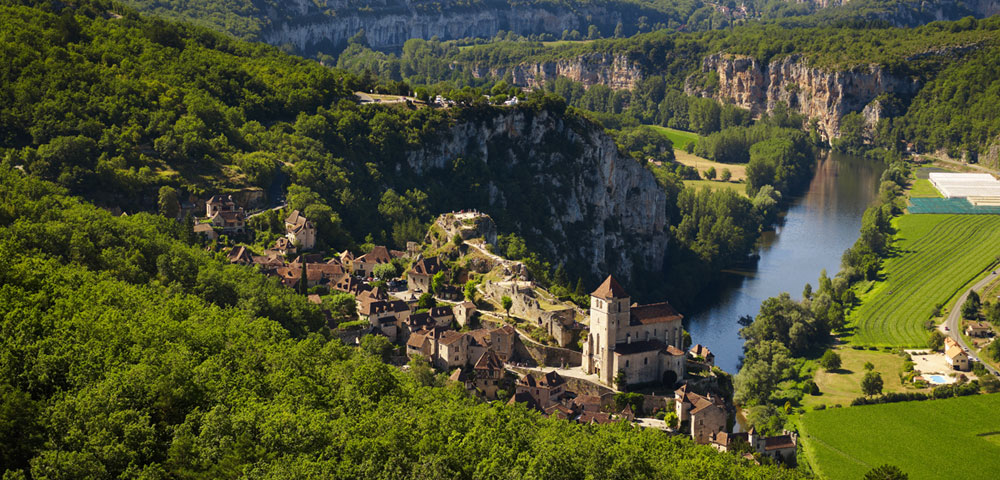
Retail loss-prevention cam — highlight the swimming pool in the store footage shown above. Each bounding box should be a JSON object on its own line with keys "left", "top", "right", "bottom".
{"left": 927, "top": 374, "right": 950, "bottom": 384}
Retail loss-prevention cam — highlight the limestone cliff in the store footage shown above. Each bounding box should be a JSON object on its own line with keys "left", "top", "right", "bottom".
{"left": 469, "top": 53, "right": 643, "bottom": 90}
{"left": 260, "top": 0, "right": 640, "bottom": 52}
{"left": 686, "top": 54, "right": 920, "bottom": 141}
{"left": 406, "top": 108, "right": 669, "bottom": 283}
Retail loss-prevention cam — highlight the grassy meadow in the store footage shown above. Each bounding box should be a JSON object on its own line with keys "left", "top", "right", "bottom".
{"left": 799, "top": 393, "right": 1000, "bottom": 480}
{"left": 801, "top": 347, "right": 920, "bottom": 409}
{"left": 908, "top": 178, "right": 943, "bottom": 198}
{"left": 682, "top": 180, "right": 748, "bottom": 196}
{"left": 649, "top": 125, "right": 700, "bottom": 150}
{"left": 846, "top": 214, "right": 1000, "bottom": 346}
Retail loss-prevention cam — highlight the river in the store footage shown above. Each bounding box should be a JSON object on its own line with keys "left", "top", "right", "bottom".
{"left": 684, "top": 151, "right": 887, "bottom": 373}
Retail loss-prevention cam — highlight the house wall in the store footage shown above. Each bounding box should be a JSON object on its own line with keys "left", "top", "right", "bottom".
{"left": 690, "top": 406, "right": 726, "bottom": 445}
{"left": 408, "top": 273, "right": 431, "bottom": 292}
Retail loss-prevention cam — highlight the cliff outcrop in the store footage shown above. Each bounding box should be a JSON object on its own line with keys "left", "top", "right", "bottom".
{"left": 406, "top": 108, "right": 669, "bottom": 283}
{"left": 686, "top": 54, "right": 920, "bottom": 141}
{"left": 469, "top": 53, "right": 643, "bottom": 90}
{"left": 261, "top": 0, "right": 639, "bottom": 52}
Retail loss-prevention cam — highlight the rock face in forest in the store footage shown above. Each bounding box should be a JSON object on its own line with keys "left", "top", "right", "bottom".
{"left": 406, "top": 107, "right": 669, "bottom": 283}
{"left": 468, "top": 53, "right": 643, "bottom": 90}
{"left": 685, "top": 54, "right": 921, "bottom": 141}
{"left": 260, "top": 0, "right": 648, "bottom": 52}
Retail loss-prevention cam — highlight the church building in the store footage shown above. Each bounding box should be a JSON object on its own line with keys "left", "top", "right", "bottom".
{"left": 582, "top": 276, "right": 686, "bottom": 387}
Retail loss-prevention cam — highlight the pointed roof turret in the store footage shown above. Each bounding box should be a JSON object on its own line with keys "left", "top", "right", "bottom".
{"left": 590, "top": 275, "right": 628, "bottom": 299}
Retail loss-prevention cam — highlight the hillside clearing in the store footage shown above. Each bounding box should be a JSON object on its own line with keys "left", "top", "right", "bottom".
{"left": 682, "top": 180, "right": 747, "bottom": 196}
{"left": 799, "top": 393, "right": 1000, "bottom": 480}
{"left": 801, "top": 347, "right": 924, "bottom": 409}
{"left": 846, "top": 214, "right": 1000, "bottom": 346}
{"left": 649, "top": 125, "right": 701, "bottom": 150}
{"left": 908, "top": 178, "right": 942, "bottom": 198}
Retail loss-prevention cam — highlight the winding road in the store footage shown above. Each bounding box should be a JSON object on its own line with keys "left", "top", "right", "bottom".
{"left": 943, "top": 269, "right": 999, "bottom": 376}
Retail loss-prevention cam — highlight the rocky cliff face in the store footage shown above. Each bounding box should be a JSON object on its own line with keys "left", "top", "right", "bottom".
{"left": 469, "top": 53, "right": 643, "bottom": 90}
{"left": 794, "top": 0, "right": 1000, "bottom": 25}
{"left": 406, "top": 108, "right": 669, "bottom": 283}
{"left": 686, "top": 54, "right": 920, "bottom": 141}
{"left": 261, "top": 0, "right": 631, "bottom": 52}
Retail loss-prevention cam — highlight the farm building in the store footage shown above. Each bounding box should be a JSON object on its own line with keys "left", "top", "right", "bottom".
{"left": 928, "top": 173, "right": 1000, "bottom": 206}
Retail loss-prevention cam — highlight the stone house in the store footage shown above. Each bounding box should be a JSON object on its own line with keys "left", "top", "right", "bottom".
{"left": 429, "top": 306, "right": 455, "bottom": 327}
{"left": 472, "top": 349, "right": 506, "bottom": 399}
{"left": 273, "top": 237, "right": 297, "bottom": 257}
{"left": 515, "top": 371, "right": 566, "bottom": 410}
{"left": 354, "top": 246, "right": 393, "bottom": 278}
{"left": 436, "top": 330, "right": 470, "bottom": 370}
{"left": 689, "top": 344, "right": 715, "bottom": 367}
{"left": 582, "top": 276, "right": 686, "bottom": 387}
{"left": 710, "top": 428, "right": 798, "bottom": 465}
{"left": 192, "top": 223, "right": 217, "bottom": 240}
{"left": 205, "top": 194, "right": 237, "bottom": 217}
{"left": 284, "top": 210, "right": 316, "bottom": 251}
{"left": 454, "top": 301, "right": 477, "bottom": 327}
{"left": 675, "top": 385, "right": 726, "bottom": 444}
{"left": 205, "top": 195, "right": 245, "bottom": 233}
{"left": 407, "top": 256, "right": 442, "bottom": 293}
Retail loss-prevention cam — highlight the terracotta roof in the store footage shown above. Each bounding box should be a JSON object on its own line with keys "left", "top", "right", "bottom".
{"left": 458, "top": 301, "right": 476, "bottom": 309}
{"left": 591, "top": 275, "right": 628, "bottom": 299}
{"left": 712, "top": 431, "right": 748, "bottom": 447}
{"left": 285, "top": 210, "right": 307, "bottom": 226}
{"left": 467, "top": 329, "right": 492, "bottom": 348}
{"left": 947, "top": 345, "right": 967, "bottom": 359}
{"left": 572, "top": 395, "right": 603, "bottom": 412}
{"left": 545, "top": 404, "right": 575, "bottom": 419}
{"left": 764, "top": 435, "right": 796, "bottom": 451}
{"left": 492, "top": 325, "right": 516, "bottom": 336}
{"left": 629, "top": 302, "right": 683, "bottom": 325}
{"left": 691, "top": 344, "right": 713, "bottom": 358}
{"left": 664, "top": 345, "right": 685, "bottom": 356}
{"left": 439, "top": 330, "right": 466, "bottom": 346}
{"left": 410, "top": 257, "right": 442, "bottom": 276}
{"left": 690, "top": 397, "right": 723, "bottom": 415}
{"left": 340, "top": 250, "right": 355, "bottom": 261}
{"left": 227, "top": 246, "right": 253, "bottom": 262}
{"left": 357, "top": 246, "right": 392, "bottom": 264}
{"left": 406, "top": 332, "right": 428, "bottom": 349}
{"left": 193, "top": 223, "right": 214, "bottom": 233}
{"left": 307, "top": 294, "right": 322, "bottom": 305}
{"left": 474, "top": 349, "right": 505, "bottom": 371}
{"left": 522, "top": 371, "right": 565, "bottom": 388}
{"left": 448, "top": 368, "right": 463, "bottom": 382}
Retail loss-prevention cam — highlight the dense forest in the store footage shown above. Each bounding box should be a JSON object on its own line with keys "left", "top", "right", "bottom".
{"left": 0, "top": 167, "right": 811, "bottom": 479}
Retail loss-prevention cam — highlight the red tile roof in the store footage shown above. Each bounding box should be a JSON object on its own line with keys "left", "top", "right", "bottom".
{"left": 410, "top": 257, "right": 442, "bottom": 276}
{"left": 438, "top": 330, "right": 466, "bottom": 346}
{"left": 590, "top": 275, "right": 628, "bottom": 299}
{"left": 630, "top": 302, "right": 683, "bottom": 325}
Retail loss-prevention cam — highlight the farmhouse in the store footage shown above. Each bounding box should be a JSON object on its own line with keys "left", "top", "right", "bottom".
{"left": 582, "top": 276, "right": 686, "bottom": 387}
{"left": 965, "top": 321, "right": 992, "bottom": 337}
{"left": 946, "top": 345, "right": 970, "bottom": 371}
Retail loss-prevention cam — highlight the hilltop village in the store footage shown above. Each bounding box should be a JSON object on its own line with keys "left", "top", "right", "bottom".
{"left": 192, "top": 194, "right": 798, "bottom": 465}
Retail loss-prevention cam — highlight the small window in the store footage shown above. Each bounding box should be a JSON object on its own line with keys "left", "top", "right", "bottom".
{"left": 644, "top": 357, "right": 648, "bottom": 365}
{"left": 625, "top": 360, "right": 630, "bottom": 367}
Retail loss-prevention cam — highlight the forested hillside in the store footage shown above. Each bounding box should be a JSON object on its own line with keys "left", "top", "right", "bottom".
{"left": 0, "top": 167, "right": 810, "bottom": 479}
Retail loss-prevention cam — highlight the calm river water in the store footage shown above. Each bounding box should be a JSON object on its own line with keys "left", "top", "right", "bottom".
{"left": 684, "top": 151, "right": 887, "bottom": 373}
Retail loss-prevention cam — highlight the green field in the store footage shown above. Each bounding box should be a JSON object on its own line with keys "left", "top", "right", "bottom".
{"left": 908, "top": 178, "right": 943, "bottom": 198}
{"left": 846, "top": 214, "right": 1000, "bottom": 346}
{"left": 682, "top": 180, "right": 747, "bottom": 196}
{"left": 649, "top": 125, "right": 701, "bottom": 150}
{"left": 801, "top": 348, "right": 920, "bottom": 409}
{"left": 799, "top": 394, "right": 1000, "bottom": 480}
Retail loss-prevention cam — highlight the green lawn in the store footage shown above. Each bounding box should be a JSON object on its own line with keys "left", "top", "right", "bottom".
{"left": 801, "top": 348, "right": 921, "bottom": 409}
{"left": 846, "top": 214, "right": 1000, "bottom": 346}
{"left": 909, "top": 178, "right": 943, "bottom": 198}
{"left": 799, "top": 393, "right": 1000, "bottom": 480}
{"left": 648, "top": 125, "right": 701, "bottom": 150}
{"left": 683, "top": 180, "right": 747, "bottom": 196}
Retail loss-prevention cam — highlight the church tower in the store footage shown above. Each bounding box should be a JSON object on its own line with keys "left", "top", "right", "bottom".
{"left": 588, "top": 275, "right": 630, "bottom": 387}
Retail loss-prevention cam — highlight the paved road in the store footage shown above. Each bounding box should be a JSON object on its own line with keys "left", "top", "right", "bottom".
{"left": 944, "top": 269, "right": 1000, "bottom": 376}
